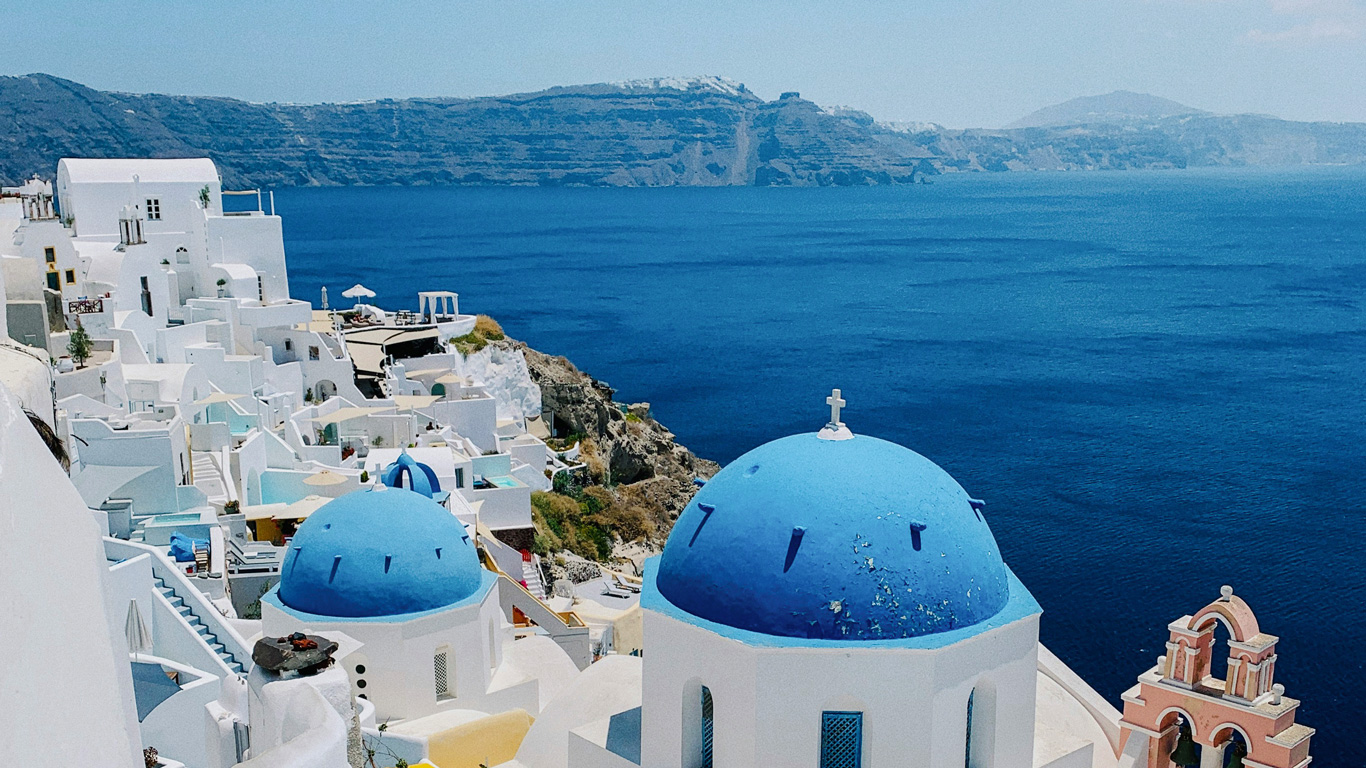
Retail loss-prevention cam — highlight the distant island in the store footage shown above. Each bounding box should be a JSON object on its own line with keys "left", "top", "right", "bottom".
{"left": 3, "top": 74, "right": 1364, "bottom": 187}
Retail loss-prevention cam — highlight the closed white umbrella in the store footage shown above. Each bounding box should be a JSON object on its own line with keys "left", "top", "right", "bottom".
{"left": 125, "top": 600, "right": 152, "bottom": 660}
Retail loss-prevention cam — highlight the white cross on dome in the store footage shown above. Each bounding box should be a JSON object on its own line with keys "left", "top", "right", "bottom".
{"left": 819, "top": 388, "right": 854, "bottom": 441}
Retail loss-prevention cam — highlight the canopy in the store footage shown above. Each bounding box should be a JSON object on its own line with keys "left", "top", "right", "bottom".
{"left": 307, "top": 406, "right": 394, "bottom": 426}
{"left": 342, "top": 284, "right": 376, "bottom": 298}
{"left": 193, "top": 392, "right": 247, "bottom": 405}
{"left": 392, "top": 395, "right": 441, "bottom": 410}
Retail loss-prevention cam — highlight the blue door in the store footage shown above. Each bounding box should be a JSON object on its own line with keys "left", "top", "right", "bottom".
{"left": 820, "top": 711, "right": 863, "bottom": 768}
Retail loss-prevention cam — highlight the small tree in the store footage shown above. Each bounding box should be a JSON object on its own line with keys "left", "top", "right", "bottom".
{"left": 67, "top": 322, "right": 93, "bottom": 369}
{"left": 199, "top": 185, "right": 211, "bottom": 209}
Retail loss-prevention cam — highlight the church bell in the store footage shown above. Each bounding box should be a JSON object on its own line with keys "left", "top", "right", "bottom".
{"left": 1170, "top": 728, "right": 1201, "bottom": 767}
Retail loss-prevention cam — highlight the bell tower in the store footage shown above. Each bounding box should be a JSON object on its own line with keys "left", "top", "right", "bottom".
{"left": 1118, "top": 587, "right": 1313, "bottom": 768}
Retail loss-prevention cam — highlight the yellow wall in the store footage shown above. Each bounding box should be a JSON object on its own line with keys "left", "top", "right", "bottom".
{"left": 426, "top": 708, "right": 534, "bottom": 768}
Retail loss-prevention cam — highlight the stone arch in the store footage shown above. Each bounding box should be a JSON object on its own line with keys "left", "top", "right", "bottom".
{"left": 1209, "top": 722, "right": 1251, "bottom": 749}
{"left": 1156, "top": 707, "right": 1201, "bottom": 768}
{"left": 315, "top": 379, "right": 337, "bottom": 401}
{"left": 1189, "top": 595, "right": 1259, "bottom": 644}
{"left": 1157, "top": 707, "right": 1200, "bottom": 740}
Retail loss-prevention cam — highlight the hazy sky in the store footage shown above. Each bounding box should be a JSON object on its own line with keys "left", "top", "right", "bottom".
{"left": 3, "top": 0, "right": 1363, "bottom": 127}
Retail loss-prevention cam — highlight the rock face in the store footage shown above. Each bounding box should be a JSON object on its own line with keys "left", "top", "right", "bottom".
{"left": 4, "top": 75, "right": 1364, "bottom": 187}
{"left": 509, "top": 340, "right": 719, "bottom": 490}
{"left": 0, "top": 74, "right": 919, "bottom": 188}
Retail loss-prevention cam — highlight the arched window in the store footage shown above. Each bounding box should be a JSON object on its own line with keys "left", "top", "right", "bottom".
{"left": 435, "top": 645, "right": 454, "bottom": 700}
{"left": 820, "top": 711, "right": 863, "bottom": 768}
{"left": 965, "top": 682, "right": 996, "bottom": 768}
{"left": 700, "top": 686, "right": 714, "bottom": 768}
{"left": 966, "top": 690, "right": 975, "bottom": 768}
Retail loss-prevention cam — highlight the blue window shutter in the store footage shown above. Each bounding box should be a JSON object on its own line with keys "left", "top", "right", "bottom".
{"left": 820, "top": 711, "right": 863, "bottom": 768}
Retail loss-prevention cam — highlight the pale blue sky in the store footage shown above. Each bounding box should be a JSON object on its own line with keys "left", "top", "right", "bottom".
{"left": 3, "top": 0, "right": 1362, "bottom": 127}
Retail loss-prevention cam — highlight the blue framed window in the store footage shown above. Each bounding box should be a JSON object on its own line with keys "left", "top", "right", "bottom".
{"left": 821, "top": 711, "right": 863, "bottom": 768}
{"left": 701, "top": 686, "right": 714, "bottom": 768}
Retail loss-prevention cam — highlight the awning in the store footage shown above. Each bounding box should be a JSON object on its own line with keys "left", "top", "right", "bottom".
{"left": 435, "top": 373, "right": 466, "bottom": 385}
{"left": 73, "top": 464, "right": 158, "bottom": 507}
{"left": 308, "top": 406, "right": 395, "bottom": 426}
{"left": 392, "top": 395, "right": 441, "bottom": 410}
{"left": 193, "top": 392, "right": 247, "bottom": 406}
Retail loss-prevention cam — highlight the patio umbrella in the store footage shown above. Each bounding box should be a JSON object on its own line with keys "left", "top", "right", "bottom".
{"left": 125, "top": 600, "right": 152, "bottom": 660}
{"left": 302, "top": 469, "right": 348, "bottom": 487}
{"left": 279, "top": 494, "right": 332, "bottom": 519}
{"left": 342, "top": 284, "right": 376, "bottom": 307}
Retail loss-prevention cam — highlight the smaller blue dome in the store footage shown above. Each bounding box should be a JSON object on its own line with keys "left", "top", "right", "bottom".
{"left": 382, "top": 451, "right": 441, "bottom": 497}
{"left": 278, "top": 487, "right": 483, "bottom": 618}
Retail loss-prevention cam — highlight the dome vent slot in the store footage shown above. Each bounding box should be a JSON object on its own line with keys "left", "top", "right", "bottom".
{"left": 329, "top": 555, "right": 342, "bottom": 583}
{"left": 909, "top": 520, "right": 926, "bottom": 551}
{"left": 784, "top": 526, "right": 806, "bottom": 572}
{"left": 688, "top": 503, "right": 716, "bottom": 547}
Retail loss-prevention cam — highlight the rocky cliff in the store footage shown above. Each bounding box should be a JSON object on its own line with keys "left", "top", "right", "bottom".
{"left": 0, "top": 74, "right": 919, "bottom": 188}
{"left": 506, "top": 339, "right": 719, "bottom": 544}
{"left": 4, "top": 74, "right": 1362, "bottom": 188}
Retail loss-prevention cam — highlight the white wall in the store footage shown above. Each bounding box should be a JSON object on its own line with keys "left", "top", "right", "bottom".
{"left": 640, "top": 608, "right": 1040, "bottom": 768}
{"left": 260, "top": 581, "right": 538, "bottom": 724}
{"left": 0, "top": 381, "right": 143, "bottom": 767}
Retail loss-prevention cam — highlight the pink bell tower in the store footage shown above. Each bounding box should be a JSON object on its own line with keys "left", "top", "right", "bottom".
{"left": 1118, "top": 586, "right": 1314, "bottom": 768}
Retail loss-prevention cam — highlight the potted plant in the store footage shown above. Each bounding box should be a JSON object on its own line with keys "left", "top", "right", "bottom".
{"left": 216, "top": 277, "right": 227, "bottom": 297}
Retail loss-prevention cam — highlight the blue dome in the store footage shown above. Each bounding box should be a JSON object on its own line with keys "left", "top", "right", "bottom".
{"left": 382, "top": 451, "right": 441, "bottom": 497}
{"left": 655, "top": 433, "right": 1010, "bottom": 641}
{"left": 278, "top": 487, "right": 483, "bottom": 618}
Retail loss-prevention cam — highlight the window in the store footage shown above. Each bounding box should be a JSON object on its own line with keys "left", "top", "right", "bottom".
{"left": 64, "top": 269, "right": 75, "bottom": 285}
{"left": 139, "top": 275, "right": 153, "bottom": 316}
{"left": 308, "top": 346, "right": 320, "bottom": 361}
{"left": 44, "top": 246, "right": 55, "bottom": 263}
{"left": 700, "top": 686, "right": 715, "bottom": 768}
{"left": 257, "top": 275, "right": 265, "bottom": 302}
{"left": 435, "top": 647, "right": 454, "bottom": 700}
{"left": 454, "top": 468, "right": 465, "bottom": 488}
{"left": 46, "top": 272, "right": 60, "bottom": 291}
{"left": 820, "top": 711, "right": 863, "bottom": 768}
{"left": 145, "top": 198, "right": 161, "bottom": 221}
{"left": 965, "top": 691, "right": 974, "bottom": 768}
{"left": 284, "top": 339, "right": 293, "bottom": 352}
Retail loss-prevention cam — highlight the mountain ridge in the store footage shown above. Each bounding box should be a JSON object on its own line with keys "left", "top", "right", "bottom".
{"left": 1006, "top": 90, "right": 1208, "bottom": 129}
{"left": 1, "top": 74, "right": 1363, "bottom": 187}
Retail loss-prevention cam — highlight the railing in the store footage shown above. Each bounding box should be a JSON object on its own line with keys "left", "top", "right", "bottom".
{"left": 105, "top": 537, "right": 254, "bottom": 674}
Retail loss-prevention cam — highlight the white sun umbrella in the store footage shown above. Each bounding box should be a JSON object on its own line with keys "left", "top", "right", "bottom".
{"left": 342, "top": 283, "right": 376, "bottom": 308}
{"left": 278, "top": 494, "right": 332, "bottom": 520}
{"left": 125, "top": 600, "right": 152, "bottom": 660}
{"left": 303, "top": 469, "right": 348, "bottom": 487}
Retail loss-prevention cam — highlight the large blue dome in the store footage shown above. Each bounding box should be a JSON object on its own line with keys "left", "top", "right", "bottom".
{"left": 655, "top": 433, "right": 1011, "bottom": 641}
{"left": 277, "top": 486, "right": 484, "bottom": 618}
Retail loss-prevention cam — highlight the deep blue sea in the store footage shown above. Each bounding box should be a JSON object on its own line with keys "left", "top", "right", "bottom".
{"left": 268, "top": 168, "right": 1365, "bottom": 760}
